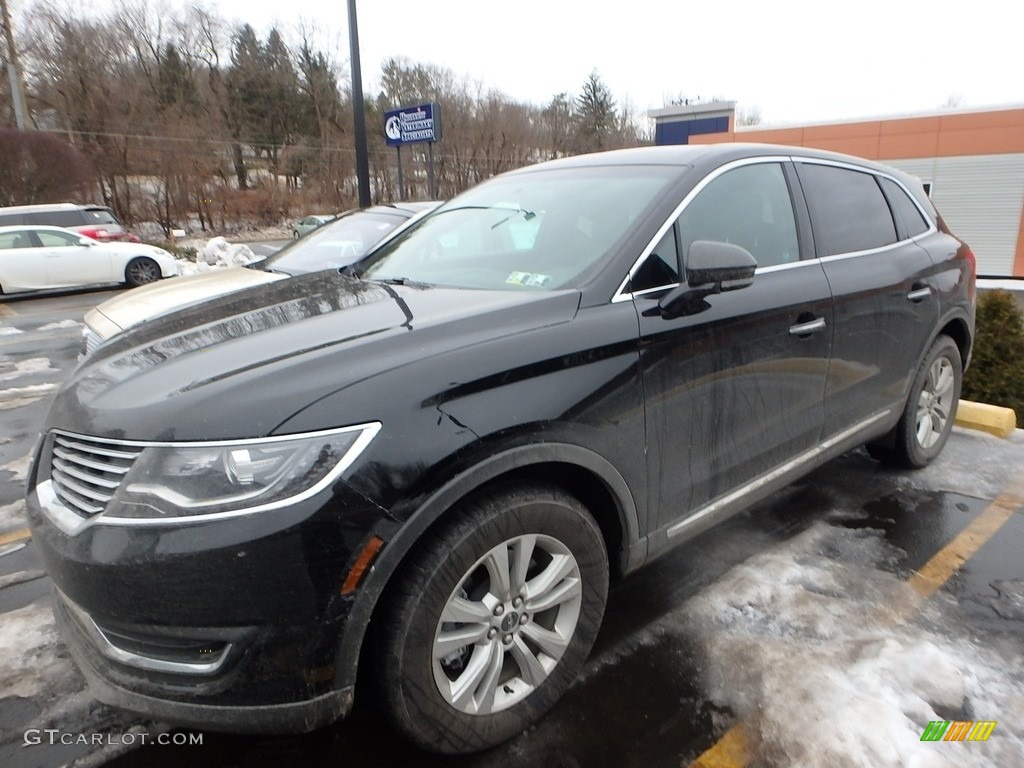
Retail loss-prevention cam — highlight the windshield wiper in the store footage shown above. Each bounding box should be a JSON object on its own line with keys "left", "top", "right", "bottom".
{"left": 371, "top": 276, "right": 433, "bottom": 288}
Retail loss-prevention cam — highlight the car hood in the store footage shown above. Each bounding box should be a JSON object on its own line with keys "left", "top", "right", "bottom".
{"left": 50, "top": 270, "right": 581, "bottom": 441}
{"left": 86, "top": 266, "right": 286, "bottom": 338}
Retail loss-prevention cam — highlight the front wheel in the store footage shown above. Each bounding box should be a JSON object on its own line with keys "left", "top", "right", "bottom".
{"left": 874, "top": 335, "right": 962, "bottom": 468}
{"left": 124, "top": 257, "right": 161, "bottom": 287}
{"left": 377, "top": 483, "right": 609, "bottom": 754}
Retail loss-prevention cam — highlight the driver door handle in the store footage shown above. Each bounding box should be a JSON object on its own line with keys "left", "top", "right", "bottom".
{"left": 789, "top": 317, "right": 826, "bottom": 336}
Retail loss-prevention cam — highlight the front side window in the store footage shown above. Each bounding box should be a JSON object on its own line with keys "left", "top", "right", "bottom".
{"left": 630, "top": 227, "right": 680, "bottom": 293}
{"left": 359, "top": 166, "right": 676, "bottom": 291}
{"left": 797, "top": 163, "right": 897, "bottom": 257}
{"left": 36, "top": 230, "right": 82, "bottom": 248}
{"left": 676, "top": 163, "right": 799, "bottom": 271}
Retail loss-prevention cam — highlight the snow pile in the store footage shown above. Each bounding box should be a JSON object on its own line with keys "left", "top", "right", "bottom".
{"left": 0, "top": 356, "right": 59, "bottom": 381}
{"left": 38, "top": 320, "right": 82, "bottom": 331}
{"left": 176, "top": 236, "right": 261, "bottom": 277}
{"left": 681, "top": 522, "right": 1024, "bottom": 767}
{"left": 0, "top": 600, "right": 76, "bottom": 700}
{"left": 898, "top": 427, "right": 1024, "bottom": 500}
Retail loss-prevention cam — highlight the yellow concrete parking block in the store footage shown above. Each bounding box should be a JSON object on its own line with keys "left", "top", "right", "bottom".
{"left": 0, "top": 527, "right": 31, "bottom": 547}
{"left": 955, "top": 400, "right": 1017, "bottom": 439}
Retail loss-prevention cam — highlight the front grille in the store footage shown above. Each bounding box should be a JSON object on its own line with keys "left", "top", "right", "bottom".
{"left": 82, "top": 327, "right": 101, "bottom": 356}
{"left": 48, "top": 433, "right": 142, "bottom": 517}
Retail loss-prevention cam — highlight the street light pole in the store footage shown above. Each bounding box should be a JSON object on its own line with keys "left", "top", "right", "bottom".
{"left": 1, "top": 0, "right": 31, "bottom": 129}
{"left": 347, "top": 0, "right": 371, "bottom": 208}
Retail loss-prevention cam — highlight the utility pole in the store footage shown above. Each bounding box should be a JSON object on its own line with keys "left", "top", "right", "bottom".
{"left": 1, "top": 0, "right": 30, "bottom": 129}
{"left": 347, "top": 0, "right": 371, "bottom": 207}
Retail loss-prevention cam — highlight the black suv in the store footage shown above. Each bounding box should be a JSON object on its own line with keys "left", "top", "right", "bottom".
{"left": 27, "top": 144, "right": 975, "bottom": 753}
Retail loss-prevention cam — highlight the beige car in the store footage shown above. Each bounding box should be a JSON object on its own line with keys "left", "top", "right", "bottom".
{"left": 82, "top": 202, "right": 439, "bottom": 354}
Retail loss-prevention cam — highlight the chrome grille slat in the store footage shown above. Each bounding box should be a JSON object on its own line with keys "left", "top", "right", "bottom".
{"left": 52, "top": 446, "right": 132, "bottom": 475}
{"left": 46, "top": 432, "right": 142, "bottom": 518}
{"left": 51, "top": 469, "right": 116, "bottom": 503}
{"left": 53, "top": 484, "right": 104, "bottom": 515}
{"left": 54, "top": 437, "right": 142, "bottom": 461}
{"left": 52, "top": 457, "right": 121, "bottom": 489}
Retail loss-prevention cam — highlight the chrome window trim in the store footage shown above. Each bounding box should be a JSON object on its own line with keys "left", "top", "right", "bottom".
{"left": 613, "top": 155, "right": 795, "bottom": 303}
{"left": 36, "top": 422, "right": 381, "bottom": 536}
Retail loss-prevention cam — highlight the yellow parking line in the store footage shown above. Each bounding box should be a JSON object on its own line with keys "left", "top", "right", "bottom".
{"left": 685, "top": 469, "right": 1024, "bottom": 768}
{"left": 0, "top": 527, "right": 31, "bottom": 547}
{"left": 0, "top": 303, "right": 16, "bottom": 318}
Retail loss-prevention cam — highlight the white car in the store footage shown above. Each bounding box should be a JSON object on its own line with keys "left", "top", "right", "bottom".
{"left": 82, "top": 202, "right": 440, "bottom": 354}
{"left": 0, "top": 225, "right": 178, "bottom": 295}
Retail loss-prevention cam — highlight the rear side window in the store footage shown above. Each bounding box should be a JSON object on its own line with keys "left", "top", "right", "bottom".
{"left": 0, "top": 230, "right": 34, "bottom": 249}
{"left": 84, "top": 208, "right": 119, "bottom": 225}
{"left": 798, "top": 164, "right": 897, "bottom": 257}
{"left": 27, "top": 210, "right": 85, "bottom": 227}
{"left": 879, "top": 177, "right": 929, "bottom": 238}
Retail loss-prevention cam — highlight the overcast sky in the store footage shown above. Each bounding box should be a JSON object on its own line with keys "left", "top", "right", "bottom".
{"left": 195, "top": 0, "right": 1020, "bottom": 125}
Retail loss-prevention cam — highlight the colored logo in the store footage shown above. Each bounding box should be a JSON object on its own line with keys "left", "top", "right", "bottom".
{"left": 920, "top": 720, "right": 997, "bottom": 742}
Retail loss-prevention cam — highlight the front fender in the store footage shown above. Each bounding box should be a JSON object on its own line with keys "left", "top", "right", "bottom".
{"left": 331, "top": 441, "right": 643, "bottom": 693}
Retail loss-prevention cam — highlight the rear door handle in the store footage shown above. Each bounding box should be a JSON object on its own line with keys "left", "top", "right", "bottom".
{"left": 907, "top": 286, "right": 931, "bottom": 302}
{"left": 789, "top": 318, "right": 826, "bottom": 336}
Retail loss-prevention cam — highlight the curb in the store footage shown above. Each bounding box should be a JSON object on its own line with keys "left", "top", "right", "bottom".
{"left": 955, "top": 400, "right": 1017, "bottom": 439}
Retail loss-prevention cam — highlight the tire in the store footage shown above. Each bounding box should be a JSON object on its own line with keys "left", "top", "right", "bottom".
{"left": 874, "top": 335, "right": 962, "bottom": 469}
{"left": 377, "top": 483, "right": 609, "bottom": 754}
{"left": 124, "top": 257, "right": 161, "bottom": 287}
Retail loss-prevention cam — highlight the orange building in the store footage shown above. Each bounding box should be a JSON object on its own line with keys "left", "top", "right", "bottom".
{"left": 652, "top": 103, "right": 1024, "bottom": 276}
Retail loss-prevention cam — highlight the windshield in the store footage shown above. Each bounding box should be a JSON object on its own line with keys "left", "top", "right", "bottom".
{"left": 358, "top": 166, "right": 675, "bottom": 291}
{"left": 259, "top": 211, "right": 407, "bottom": 276}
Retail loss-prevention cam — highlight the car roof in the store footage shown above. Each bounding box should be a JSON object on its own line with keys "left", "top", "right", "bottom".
{"left": 0, "top": 224, "right": 84, "bottom": 235}
{"left": 0, "top": 203, "right": 110, "bottom": 213}
{"left": 510, "top": 142, "right": 911, "bottom": 178}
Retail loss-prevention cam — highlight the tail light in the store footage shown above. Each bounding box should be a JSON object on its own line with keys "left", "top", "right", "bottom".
{"left": 961, "top": 244, "right": 976, "bottom": 302}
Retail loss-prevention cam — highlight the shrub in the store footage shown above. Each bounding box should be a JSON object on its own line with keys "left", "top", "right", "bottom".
{"left": 962, "top": 289, "right": 1024, "bottom": 416}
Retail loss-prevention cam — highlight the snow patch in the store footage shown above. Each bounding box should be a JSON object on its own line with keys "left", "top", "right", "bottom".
{"left": 682, "top": 523, "right": 1024, "bottom": 767}
{"left": 0, "top": 382, "right": 58, "bottom": 410}
{"left": 0, "top": 600, "right": 75, "bottom": 700}
{"left": 0, "top": 357, "right": 59, "bottom": 381}
{"left": 38, "top": 320, "right": 82, "bottom": 331}
{"left": 0, "top": 500, "right": 27, "bottom": 531}
{"left": 0, "top": 326, "right": 23, "bottom": 336}
{"left": 0, "top": 454, "right": 30, "bottom": 482}
{"left": 898, "top": 427, "right": 1024, "bottom": 499}
{"left": 174, "top": 236, "right": 261, "bottom": 277}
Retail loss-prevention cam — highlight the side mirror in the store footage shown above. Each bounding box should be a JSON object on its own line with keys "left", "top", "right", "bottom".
{"left": 78, "top": 237, "right": 96, "bottom": 246}
{"left": 657, "top": 240, "right": 757, "bottom": 319}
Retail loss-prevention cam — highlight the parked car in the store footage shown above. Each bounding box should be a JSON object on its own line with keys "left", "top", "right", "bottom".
{"left": 293, "top": 214, "right": 336, "bottom": 239}
{"left": 0, "top": 225, "right": 177, "bottom": 295}
{"left": 81, "top": 202, "right": 440, "bottom": 353}
{"left": 0, "top": 203, "right": 141, "bottom": 243}
{"left": 27, "top": 145, "right": 974, "bottom": 753}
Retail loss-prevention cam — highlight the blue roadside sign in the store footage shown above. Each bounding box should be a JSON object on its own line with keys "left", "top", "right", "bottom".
{"left": 384, "top": 103, "right": 442, "bottom": 147}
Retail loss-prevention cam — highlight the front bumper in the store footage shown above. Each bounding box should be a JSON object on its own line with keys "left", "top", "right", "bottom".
{"left": 27, "top": 471, "right": 387, "bottom": 731}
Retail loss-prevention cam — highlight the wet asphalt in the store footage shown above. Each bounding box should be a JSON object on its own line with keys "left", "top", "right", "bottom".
{"left": 1, "top": 286, "right": 1021, "bottom": 768}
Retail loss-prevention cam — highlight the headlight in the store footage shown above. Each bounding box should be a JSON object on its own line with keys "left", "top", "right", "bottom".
{"left": 101, "top": 423, "right": 379, "bottom": 522}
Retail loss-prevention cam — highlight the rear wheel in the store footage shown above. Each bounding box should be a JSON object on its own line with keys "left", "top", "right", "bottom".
{"left": 124, "top": 257, "right": 161, "bottom": 287}
{"left": 377, "top": 483, "right": 609, "bottom": 754}
{"left": 871, "top": 335, "right": 962, "bottom": 468}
